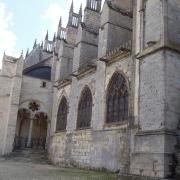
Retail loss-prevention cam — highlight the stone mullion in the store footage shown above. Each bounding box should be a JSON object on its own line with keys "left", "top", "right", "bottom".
{"left": 27, "top": 115, "right": 34, "bottom": 148}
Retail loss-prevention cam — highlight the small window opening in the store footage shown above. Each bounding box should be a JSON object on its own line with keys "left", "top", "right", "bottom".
{"left": 41, "top": 81, "right": 47, "bottom": 88}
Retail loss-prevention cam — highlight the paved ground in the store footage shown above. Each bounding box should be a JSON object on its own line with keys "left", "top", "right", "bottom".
{"left": 0, "top": 150, "right": 118, "bottom": 180}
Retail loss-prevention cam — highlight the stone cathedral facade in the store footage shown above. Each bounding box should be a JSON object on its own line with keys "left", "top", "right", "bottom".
{"left": 0, "top": 0, "right": 180, "bottom": 179}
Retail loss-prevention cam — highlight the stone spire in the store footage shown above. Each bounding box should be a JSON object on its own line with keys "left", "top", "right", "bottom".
{"left": 2, "top": 51, "right": 6, "bottom": 62}
{"left": 25, "top": 48, "right": 29, "bottom": 58}
{"left": 45, "top": 30, "right": 48, "bottom": 40}
{"left": 79, "top": 4, "right": 82, "bottom": 17}
{"left": 33, "top": 39, "right": 37, "bottom": 49}
{"left": 20, "top": 49, "right": 23, "bottom": 57}
{"left": 67, "top": 1, "right": 74, "bottom": 27}
{"left": 53, "top": 33, "right": 56, "bottom": 42}
{"left": 58, "top": 17, "right": 62, "bottom": 27}
{"left": 44, "top": 30, "right": 49, "bottom": 51}
{"left": 57, "top": 17, "right": 62, "bottom": 38}
{"left": 70, "top": 0, "right": 73, "bottom": 13}
{"left": 41, "top": 41, "right": 43, "bottom": 48}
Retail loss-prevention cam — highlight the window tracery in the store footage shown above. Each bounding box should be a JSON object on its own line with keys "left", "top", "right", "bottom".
{"left": 77, "top": 87, "right": 92, "bottom": 129}
{"left": 106, "top": 73, "right": 128, "bottom": 123}
{"left": 56, "top": 97, "right": 68, "bottom": 131}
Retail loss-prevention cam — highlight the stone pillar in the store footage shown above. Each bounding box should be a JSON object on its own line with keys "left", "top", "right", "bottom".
{"left": 2, "top": 55, "right": 24, "bottom": 155}
{"left": 67, "top": 77, "right": 78, "bottom": 133}
{"left": 46, "top": 120, "right": 51, "bottom": 149}
{"left": 127, "top": 0, "right": 180, "bottom": 179}
{"left": 27, "top": 118, "right": 33, "bottom": 147}
{"left": 93, "top": 60, "right": 106, "bottom": 130}
{"left": 175, "top": 120, "right": 180, "bottom": 179}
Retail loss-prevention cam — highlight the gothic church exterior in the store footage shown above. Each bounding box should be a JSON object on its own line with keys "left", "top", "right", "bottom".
{"left": 0, "top": 0, "right": 180, "bottom": 179}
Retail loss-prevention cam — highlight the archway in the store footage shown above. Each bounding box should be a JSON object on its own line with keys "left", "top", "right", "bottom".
{"left": 31, "top": 112, "right": 48, "bottom": 149}
{"left": 14, "top": 109, "right": 31, "bottom": 149}
{"left": 106, "top": 72, "right": 128, "bottom": 123}
{"left": 77, "top": 86, "right": 92, "bottom": 129}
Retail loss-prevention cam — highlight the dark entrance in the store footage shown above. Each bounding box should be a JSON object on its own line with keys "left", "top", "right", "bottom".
{"left": 14, "top": 109, "right": 48, "bottom": 150}
{"left": 14, "top": 109, "right": 31, "bottom": 149}
{"left": 31, "top": 112, "right": 48, "bottom": 149}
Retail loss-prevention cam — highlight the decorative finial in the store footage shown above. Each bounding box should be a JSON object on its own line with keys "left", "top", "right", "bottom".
{"left": 53, "top": 33, "right": 56, "bottom": 42}
{"left": 21, "top": 49, "right": 23, "bottom": 57}
{"left": 59, "top": 17, "right": 62, "bottom": 27}
{"left": 79, "top": 4, "right": 82, "bottom": 16}
{"left": 2, "top": 51, "right": 6, "bottom": 62}
{"left": 33, "top": 39, "right": 37, "bottom": 49}
{"left": 45, "top": 30, "right": 48, "bottom": 40}
{"left": 41, "top": 41, "right": 43, "bottom": 48}
{"left": 25, "top": 48, "right": 29, "bottom": 58}
{"left": 70, "top": 0, "right": 73, "bottom": 12}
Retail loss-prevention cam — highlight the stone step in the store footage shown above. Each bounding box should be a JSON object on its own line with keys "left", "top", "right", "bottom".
{"left": 4, "top": 148, "right": 50, "bottom": 164}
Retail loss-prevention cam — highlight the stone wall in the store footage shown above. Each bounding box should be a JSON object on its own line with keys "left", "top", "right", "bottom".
{"left": 58, "top": 41, "right": 74, "bottom": 81}
{"left": 130, "top": 48, "right": 180, "bottom": 178}
{"left": 98, "top": 1, "right": 132, "bottom": 58}
{"left": 0, "top": 1, "right": 179, "bottom": 179}
{"left": 83, "top": 8, "right": 100, "bottom": 32}
{"left": 0, "top": 55, "right": 23, "bottom": 155}
{"left": 144, "top": 0, "right": 162, "bottom": 47}
{"left": 165, "top": 50, "right": 180, "bottom": 130}
{"left": 167, "top": 0, "right": 180, "bottom": 46}
{"left": 19, "top": 75, "right": 53, "bottom": 120}
{"left": 49, "top": 128, "right": 130, "bottom": 172}
{"left": 0, "top": 77, "right": 13, "bottom": 155}
{"left": 50, "top": 54, "right": 134, "bottom": 172}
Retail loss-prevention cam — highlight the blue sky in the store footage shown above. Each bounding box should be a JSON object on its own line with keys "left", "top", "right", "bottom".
{"left": 0, "top": 0, "right": 94, "bottom": 67}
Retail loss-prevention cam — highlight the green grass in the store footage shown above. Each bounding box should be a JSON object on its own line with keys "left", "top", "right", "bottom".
{"left": 46, "top": 167, "right": 118, "bottom": 180}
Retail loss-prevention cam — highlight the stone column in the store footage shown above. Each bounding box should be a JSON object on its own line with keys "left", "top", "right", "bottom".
{"left": 175, "top": 120, "right": 180, "bottom": 179}
{"left": 46, "top": 120, "right": 51, "bottom": 149}
{"left": 27, "top": 118, "right": 33, "bottom": 147}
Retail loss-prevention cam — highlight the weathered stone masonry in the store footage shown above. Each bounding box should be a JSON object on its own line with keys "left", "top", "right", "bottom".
{"left": 0, "top": 0, "right": 180, "bottom": 179}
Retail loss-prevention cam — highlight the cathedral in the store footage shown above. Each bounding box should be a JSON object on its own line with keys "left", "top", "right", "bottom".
{"left": 0, "top": 0, "right": 180, "bottom": 179}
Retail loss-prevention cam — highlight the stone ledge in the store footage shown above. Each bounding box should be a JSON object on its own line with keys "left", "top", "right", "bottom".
{"left": 136, "top": 42, "right": 180, "bottom": 60}
{"left": 135, "top": 129, "right": 176, "bottom": 137}
{"left": 119, "top": 174, "right": 174, "bottom": 180}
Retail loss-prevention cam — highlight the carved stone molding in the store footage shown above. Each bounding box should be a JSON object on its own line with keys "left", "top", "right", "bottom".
{"left": 29, "top": 101, "right": 40, "bottom": 112}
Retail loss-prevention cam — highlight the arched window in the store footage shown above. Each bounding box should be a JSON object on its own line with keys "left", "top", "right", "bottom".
{"left": 77, "top": 87, "right": 92, "bottom": 129}
{"left": 106, "top": 73, "right": 128, "bottom": 123}
{"left": 56, "top": 97, "right": 68, "bottom": 131}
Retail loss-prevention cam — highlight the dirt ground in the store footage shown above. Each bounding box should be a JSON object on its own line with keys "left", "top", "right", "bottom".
{"left": 0, "top": 150, "right": 118, "bottom": 180}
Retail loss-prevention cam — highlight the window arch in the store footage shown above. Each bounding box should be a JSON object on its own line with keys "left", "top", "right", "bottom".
{"left": 106, "top": 72, "right": 128, "bottom": 123}
{"left": 56, "top": 96, "right": 68, "bottom": 131}
{"left": 77, "top": 86, "right": 92, "bottom": 129}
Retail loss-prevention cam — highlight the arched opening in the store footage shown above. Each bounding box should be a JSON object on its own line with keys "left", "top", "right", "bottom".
{"left": 14, "top": 109, "right": 31, "bottom": 149}
{"left": 77, "top": 86, "right": 92, "bottom": 129}
{"left": 106, "top": 72, "right": 128, "bottom": 123}
{"left": 56, "top": 96, "right": 68, "bottom": 132}
{"left": 31, "top": 112, "right": 48, "bottom": 149}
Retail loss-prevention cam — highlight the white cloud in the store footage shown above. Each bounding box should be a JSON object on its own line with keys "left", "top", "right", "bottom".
{"left": 0, "top": 2, "right": 17, "bottom": 68}
{"left": 42, "top": 0, "right": 105, "bottom": 37}
{"left": 43, "top": 2, "right": 64, "bottom": 32}
{"left": 42, "top": 0, "right": 86, "bottom": 31}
